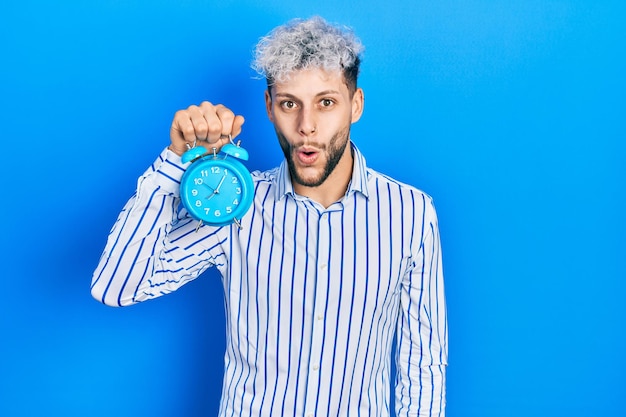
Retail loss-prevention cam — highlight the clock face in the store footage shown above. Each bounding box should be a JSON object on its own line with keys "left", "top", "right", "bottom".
{"left": 180, "top": 156, "right": 254, "bottom": 226}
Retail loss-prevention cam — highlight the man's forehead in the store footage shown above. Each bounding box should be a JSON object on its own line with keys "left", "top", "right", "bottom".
{"left": 270, "top": 67, "right": 348, "bottom": 94}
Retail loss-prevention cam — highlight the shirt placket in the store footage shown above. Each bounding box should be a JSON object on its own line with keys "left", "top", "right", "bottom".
{"left": 303, "top": 209, "right": 331, "bottom": 417}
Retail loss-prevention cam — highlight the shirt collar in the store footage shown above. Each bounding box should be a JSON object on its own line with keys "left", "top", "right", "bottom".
{"left": 275, "top": 141, "right": 370, "bottom": 201}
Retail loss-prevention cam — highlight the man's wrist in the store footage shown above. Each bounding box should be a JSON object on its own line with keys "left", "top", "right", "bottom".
{"left": 168, "top": 144, "right": 187, "bottom": 156}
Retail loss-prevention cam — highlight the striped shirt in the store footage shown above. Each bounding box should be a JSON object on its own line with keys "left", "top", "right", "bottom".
{"left": 91, "top": 143, "right": 448, "bottom": 417}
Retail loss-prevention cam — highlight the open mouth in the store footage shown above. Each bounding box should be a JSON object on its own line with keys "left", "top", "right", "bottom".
{"left": 296, "top": 149, "right": 319, "bottom": 165}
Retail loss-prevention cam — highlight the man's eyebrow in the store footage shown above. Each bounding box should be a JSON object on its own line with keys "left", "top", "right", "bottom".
{"left": 274, "top": 90, "right": 342, "bottom": 99}
{"left": 274, "top": 92, "right": 297, "bottom": 99}
{"left": 315, "top": 90, "right": 341, "bottom": 97}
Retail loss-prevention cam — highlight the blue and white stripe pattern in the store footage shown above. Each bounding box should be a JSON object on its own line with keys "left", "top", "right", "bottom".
{"left": 92, "top": 143, "right": 447, "bottom": 416}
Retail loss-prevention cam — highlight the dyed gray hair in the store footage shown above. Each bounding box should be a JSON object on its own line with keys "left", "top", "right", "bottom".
{"left": 252, "top": 16, "right": 364, "bottom": 93}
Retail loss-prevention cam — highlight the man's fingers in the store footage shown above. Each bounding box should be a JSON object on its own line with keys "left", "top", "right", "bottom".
{"left": 170, "top": 109, "right": 197, "bottom": 148}
{"left": 169, "top": 102, "right": 245, "bottom": 155}
{"left": 196, "top": 102, "right": 222, "bottom": 142}
{"left": 210, "top": 104, "right": 237, "bottom": 142}
{"left": 232, "top": 115, "right": 245, "bottom": 139}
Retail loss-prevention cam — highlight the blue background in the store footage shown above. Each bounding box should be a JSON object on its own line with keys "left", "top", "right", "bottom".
{"left": 1, "top": 1, "right": 624, "bottom": 416}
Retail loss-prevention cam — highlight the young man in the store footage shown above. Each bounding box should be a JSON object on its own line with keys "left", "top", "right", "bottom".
{"left": 92, "top": 16, "right": 447, "bottom": 417}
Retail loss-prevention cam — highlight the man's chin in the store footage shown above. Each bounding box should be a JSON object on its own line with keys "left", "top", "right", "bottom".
{"left": 290, "top": 166, "right": 327, "bottom": 188}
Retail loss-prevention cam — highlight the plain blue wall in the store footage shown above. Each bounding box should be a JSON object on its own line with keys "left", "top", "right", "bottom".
{"left": 1, "top": 1, "right": 624, "bottom": 416}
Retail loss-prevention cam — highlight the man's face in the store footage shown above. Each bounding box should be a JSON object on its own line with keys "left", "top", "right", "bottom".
{"left": 265, "top": 68, "right": 364, "bottom": 190}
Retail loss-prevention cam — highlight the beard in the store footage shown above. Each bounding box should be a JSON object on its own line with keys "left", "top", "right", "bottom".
{"left": 276, "top": 125, "right": 351, "bottom": 188}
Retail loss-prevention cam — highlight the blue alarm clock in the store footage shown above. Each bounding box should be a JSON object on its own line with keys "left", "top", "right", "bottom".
{"left": 179, "top": 142, "right": 254, "bottom": 228}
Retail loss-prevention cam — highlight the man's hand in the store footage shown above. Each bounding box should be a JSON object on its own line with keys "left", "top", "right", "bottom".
{"left": 169, "top": 101, "right": 245, "bottom": 156}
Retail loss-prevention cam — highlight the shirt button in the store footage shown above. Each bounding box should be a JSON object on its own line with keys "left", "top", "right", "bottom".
{"left": 320, "top": 263, "right": 327, "bottom": 270}
{"left": 312, "top": 364, "right": 320, "bottom": 371}
{"left": 317, "top": 314, "right": 323, "bottom": 321}
{"left": 308, "top": 413, "right": 314, "bottom": 417}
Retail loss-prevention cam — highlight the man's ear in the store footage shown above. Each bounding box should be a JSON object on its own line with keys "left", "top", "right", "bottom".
{"left": 351, "top": 88, "right": 364, "bottom": 123}
{"left": 265, "top": 89, "right": 274, "bottom": 122}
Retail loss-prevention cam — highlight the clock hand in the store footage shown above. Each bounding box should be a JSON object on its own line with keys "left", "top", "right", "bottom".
{"left": 213, "top": 174, "right": 227, "bottom": 194}
{"left": 204, "top": 183, "right": 216, "bottom": 200}
{"left": 205, "top": 174, "right": 227, "bottom": 200}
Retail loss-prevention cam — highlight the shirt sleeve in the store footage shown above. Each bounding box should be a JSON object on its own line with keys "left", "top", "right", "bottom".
{"left": 396, "top": 194, "right": 448, "bottom": 416}
{"left": 90, "top": 147, "right": 225, "bottom": 307}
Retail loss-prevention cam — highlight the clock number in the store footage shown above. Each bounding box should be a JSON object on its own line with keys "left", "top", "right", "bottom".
{"left": 200, "top": 170, "right": 209, "bottom": 177}
{"left": 214, "top": 210, "right": 221, "bottom": 217}
{"left": 235, "top": 187, "right": 241, "bottom": 195}
{"left": 226, "top": 207, "right": 232, "bottom": 214}
{"left": 194, "top": 178, "right": 204, "bottom": 185}
{"left": 232, "top": 198, "right": 239, "bottom": 205}
{"left": 231, "top": 176, "right": 239, "bottom": 184}
{"left": 211, "top": 167, "right": 221, "bottom": 174}
{"left": 195, "top": 200, "right": 202, "bottom": 207}
{"left": 191, "top": 189, "right": 198, "bottom": 196}
{"left": 204, "top": 208, "right": 211, "bottom": 215}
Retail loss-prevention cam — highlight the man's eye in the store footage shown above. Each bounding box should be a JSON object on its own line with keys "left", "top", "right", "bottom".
{"left": 321, "top": 99, "right": 334, "bottom": 107}
{"left": 281, "top": 101, "right": 296, "bottom": 109}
